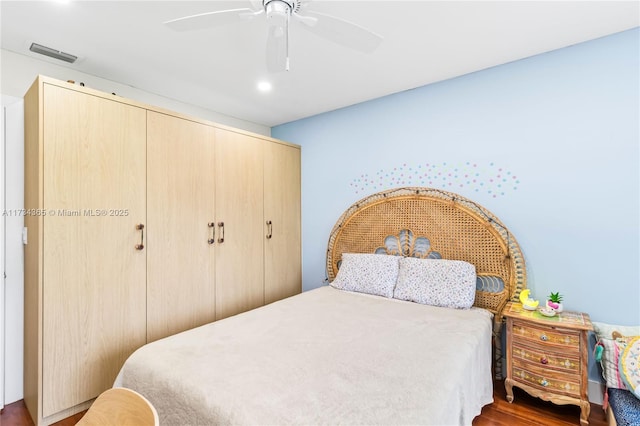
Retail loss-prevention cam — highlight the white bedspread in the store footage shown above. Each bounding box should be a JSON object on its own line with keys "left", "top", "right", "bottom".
{"left": 116, "top": 286, "right": 493, "bottom": 425}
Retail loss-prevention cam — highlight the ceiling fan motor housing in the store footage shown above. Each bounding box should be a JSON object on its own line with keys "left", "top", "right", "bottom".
{"left": 264, "top": 0, "right": 294, "bottom": 29}
{"left": 263, "top": 0, "right": 301, "bottom": 13}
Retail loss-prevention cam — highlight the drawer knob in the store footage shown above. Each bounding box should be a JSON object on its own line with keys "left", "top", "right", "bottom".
{"left": 540, "top": 379, "right": 549, "bottom": 387}
{"left": 540, "top": 356, "right": 548, "bottom": 365}
{"left": 540, "top": 334, "right": 548, "bottom": 341}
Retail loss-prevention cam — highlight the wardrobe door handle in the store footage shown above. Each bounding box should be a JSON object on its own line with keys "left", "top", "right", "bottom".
{"left": 135, "top": 224, "right": 145, "bottom": 250}
{"left": 208, "top": 222, "right": 215, "bottom": 245}
{"left": 266, "top": 220, "right": 273, "bottom": 239}
{"left": 217, "top": 222, "right": 225, "bottom": 243}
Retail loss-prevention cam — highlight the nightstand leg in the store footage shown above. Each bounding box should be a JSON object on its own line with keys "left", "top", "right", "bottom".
{"left": 505, "top": 378, "right": 514, "bottom": 403}
{"left": 580, "top": 400, "right": 590, "bottom": 425}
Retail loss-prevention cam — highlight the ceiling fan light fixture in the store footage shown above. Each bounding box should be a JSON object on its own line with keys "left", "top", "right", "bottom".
{"left": 165, "top": 0, "right": 380, "bottom": 73}
{"left": 265, "top": 0, "right": 291, "bottom": 26}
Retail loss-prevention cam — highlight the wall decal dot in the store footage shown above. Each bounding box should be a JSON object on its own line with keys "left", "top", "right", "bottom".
{"left": 349, "top": 162, "right": 521, "bottom": 197}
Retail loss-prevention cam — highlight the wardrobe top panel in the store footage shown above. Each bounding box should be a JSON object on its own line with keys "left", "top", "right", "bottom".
{"left": 28, "top": 75, "right": 299, "bottom": 150}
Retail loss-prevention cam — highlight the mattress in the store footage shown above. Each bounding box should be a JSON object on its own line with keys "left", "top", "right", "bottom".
{"left": 116, "top": 286, "right": 494, "bottom": 425}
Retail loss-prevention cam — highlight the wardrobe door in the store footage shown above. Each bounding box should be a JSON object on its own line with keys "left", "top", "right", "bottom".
{"left": 214, "top": 128, "right": 264, "bottom": 320}
{"left": 42, "top": 84, "right": 147, "bottom": 416}
{"left": 264, "top": 142, "right": 301, "bottom": 304}
{"left": 147, "top": 112, "right": 216, "bottom": 342}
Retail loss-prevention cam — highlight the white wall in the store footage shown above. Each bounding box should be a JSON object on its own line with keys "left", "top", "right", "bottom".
{"left": 1, "top": 95, "right": 23, "bottom": 405}
{"left": 1, "top": 49, "right": 270, "bottom": 136}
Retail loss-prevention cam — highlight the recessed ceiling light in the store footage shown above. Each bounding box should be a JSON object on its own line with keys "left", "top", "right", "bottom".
{"left": 257, "top": 81, "right": 272, "bottom": 92}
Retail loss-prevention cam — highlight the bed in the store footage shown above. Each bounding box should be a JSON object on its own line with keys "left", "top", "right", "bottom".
{"left": 115, "top": 187, "right": 527, "bottom": 425}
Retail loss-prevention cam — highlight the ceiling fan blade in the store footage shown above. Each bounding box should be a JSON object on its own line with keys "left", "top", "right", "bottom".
{"left": 266, "top": 25, "right": 288, "bottom": 72}
{"left": 164, "top": 8, "right": 253, "bottom": 31}
{"left": 291, "top": 11, "right": 318, "bottom": 27}
{"left": 297, "top": 10, "right": 382, "bottom": 53}
{"left": 249, "top": 0, "right": 263, "bottom": 10}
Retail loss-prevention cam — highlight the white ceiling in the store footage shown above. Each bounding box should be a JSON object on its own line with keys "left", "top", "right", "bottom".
{"left": 1, "top": 1, "right": 638, "bottom": 127}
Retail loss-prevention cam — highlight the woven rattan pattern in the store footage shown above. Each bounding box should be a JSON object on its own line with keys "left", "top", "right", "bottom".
{"left": 326, "top": 187, "right": 526, "bottom": 315}
{"left": 326, "top": 188, "right": 527, "bottom": 378}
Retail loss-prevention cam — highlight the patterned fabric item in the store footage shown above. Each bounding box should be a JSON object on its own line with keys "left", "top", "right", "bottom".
{"left": 600, "top": 337, "right": 635, "bottom": 389}
{"left": 594, "top": 323, "right": 640, "bottom": 339}
{"left": 393, "top": 257, "right": 476, "bottom": 309}
{"left": 620, "top": 337, "right": 640, "bottom": 400}
{"left": 608, "top": 388, "right": 640, "bottom": 426}
{"left": 329, "top": 253, "right": 399, "bottom": 298}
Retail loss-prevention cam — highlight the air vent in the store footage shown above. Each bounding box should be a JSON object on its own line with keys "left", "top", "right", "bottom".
{"left": 29, "top": 43, "right": 77, "bottom": 63}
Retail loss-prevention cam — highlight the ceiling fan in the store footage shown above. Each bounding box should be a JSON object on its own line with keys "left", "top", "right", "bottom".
{"left": 164, "top": 0, "right": 383, "bottom": 72}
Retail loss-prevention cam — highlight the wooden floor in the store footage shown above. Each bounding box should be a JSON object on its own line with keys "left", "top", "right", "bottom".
{"left": 473, "top": 381, "right": 608, "bottom": 426}
{"left": 1, "top": 380, "right": 608, "bottom": 426}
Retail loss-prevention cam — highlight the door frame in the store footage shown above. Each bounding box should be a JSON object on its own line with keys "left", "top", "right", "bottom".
{"left": 1, "top": 97, "right": 6, "bottom": 412}
{"left": 1, "top": 94, "right": 25, "bottom": 408}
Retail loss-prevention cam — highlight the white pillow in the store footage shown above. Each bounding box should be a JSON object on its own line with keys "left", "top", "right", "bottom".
{"left": 329, "top": 253, "right": 400, "bottom": 298}
{"left": 393, "top": 257, "right": 476, "bottom": 309}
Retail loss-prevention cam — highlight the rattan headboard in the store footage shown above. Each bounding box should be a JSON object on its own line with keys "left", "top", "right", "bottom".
{"left": 326, "top": 187, "right": 526, "bottom": 320}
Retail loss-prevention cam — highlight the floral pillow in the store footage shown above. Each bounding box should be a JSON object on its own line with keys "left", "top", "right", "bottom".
{"left": 593, "top": 322, "right": 640, "bottom": 390}
{"left": 620, "top": 336, "right": 640, "bottom": 400}
{"left": 329, "top": 253, "right": 400, "bottom": 298}
{"left": 393, "top": 257, "right": 476, "bottom": 309}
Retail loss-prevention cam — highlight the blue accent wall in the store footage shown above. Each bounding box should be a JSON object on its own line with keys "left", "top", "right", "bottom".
{"left": 273, "top": 28, "right": 639, "bottom": 327}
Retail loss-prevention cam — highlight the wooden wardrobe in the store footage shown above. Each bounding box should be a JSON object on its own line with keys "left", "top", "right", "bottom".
{"left": 23, "top": 76, "right": 301, "bottom": 425}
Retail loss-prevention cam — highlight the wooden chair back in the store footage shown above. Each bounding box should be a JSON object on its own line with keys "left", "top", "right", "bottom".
{"left": 76, "top": 387, "right": 159, "bottom": 426}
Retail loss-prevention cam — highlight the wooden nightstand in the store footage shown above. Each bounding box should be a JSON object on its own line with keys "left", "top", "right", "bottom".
{"left": 503, "top": 302, "right": 593, "bottom": 425}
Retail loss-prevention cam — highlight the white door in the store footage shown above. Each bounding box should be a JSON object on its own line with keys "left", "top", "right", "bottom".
{"left": 1, "top": 94, "right": 25, "bottom": 407}
{"left": 0, "top": 99, "right": 6, "bottom": 411}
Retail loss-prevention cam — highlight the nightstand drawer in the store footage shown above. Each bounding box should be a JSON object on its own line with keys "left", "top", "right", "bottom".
{"left": 512, "top": 344, "right": 580, "bottom": 373}
{"left": 512, "top": 358, "right": 581, "bottom": 398}
{"left": 512, "top": 322, "right": 580, "bottom": 349}
{"left": 504, "top": 303, "right": 593, "bottom": 425}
